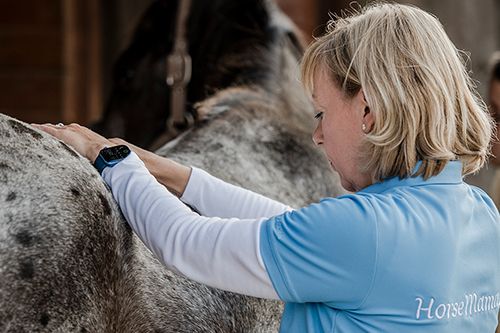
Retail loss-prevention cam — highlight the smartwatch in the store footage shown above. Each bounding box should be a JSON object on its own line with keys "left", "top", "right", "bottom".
{"left": 94, "top": 145, "right": 131, "bottom": 174}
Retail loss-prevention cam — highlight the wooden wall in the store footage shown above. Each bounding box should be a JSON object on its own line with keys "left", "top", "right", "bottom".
{"left": 0, "top": 0, "right": 101, "bottom": 125}
{"left": 0, "top": 0, "right": 62, "bottom": 124}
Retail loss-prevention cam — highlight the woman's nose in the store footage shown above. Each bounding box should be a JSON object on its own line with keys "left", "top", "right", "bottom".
{"left": 313, "top": 121, "right": 324, "bottom": 146}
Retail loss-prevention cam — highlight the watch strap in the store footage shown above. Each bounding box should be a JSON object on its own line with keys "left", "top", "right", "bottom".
{"left": 94, "top": 153, "right": 110, "bottom": 174}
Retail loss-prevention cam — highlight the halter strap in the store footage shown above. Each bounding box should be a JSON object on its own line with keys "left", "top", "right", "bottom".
{"left": 151, "top": 0, "right": 193, "bottom": 150}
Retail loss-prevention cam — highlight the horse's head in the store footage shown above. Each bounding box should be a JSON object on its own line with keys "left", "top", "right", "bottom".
{"left": 93, "top": 0, "right": 307, "bottom": 150}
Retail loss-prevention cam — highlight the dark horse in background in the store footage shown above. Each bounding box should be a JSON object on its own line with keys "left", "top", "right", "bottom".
{"left": 93, "top": 0, "right": 310, "bottom": 151}
{"left": 0, "top": 0, "right": 344, "bottom": 332}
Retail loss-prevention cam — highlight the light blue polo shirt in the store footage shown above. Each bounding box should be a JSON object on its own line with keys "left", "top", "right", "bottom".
{"left": 260, "top": 161, "right": 500, "bottom": 332}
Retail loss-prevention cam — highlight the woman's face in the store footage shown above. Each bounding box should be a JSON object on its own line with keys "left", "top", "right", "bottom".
{"left": 489, "top": 78, "right": 500, "bottom": 166}
{"left": 311, "top": 68, "right": 375, "bottom": 192}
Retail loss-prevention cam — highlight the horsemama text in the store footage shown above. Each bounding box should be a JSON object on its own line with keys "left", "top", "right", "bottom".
{"left": 415, "top": 293, "right": 500, "bottom": 321}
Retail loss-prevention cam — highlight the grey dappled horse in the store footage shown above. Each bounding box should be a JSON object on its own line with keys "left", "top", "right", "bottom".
{"left": 0, "top": 0, "right": 344, "bottom": 331}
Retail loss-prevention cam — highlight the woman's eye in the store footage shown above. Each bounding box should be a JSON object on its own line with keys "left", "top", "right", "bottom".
{"left": 314, "top": 112, "right": 323, "bottom": 119}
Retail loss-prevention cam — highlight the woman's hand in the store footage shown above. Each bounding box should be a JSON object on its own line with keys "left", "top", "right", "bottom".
{"left": 31, "top": 123, "right": 115, "bottom": 163}
{"left": 31, "top": 123, "right": 192, "bottom": 196}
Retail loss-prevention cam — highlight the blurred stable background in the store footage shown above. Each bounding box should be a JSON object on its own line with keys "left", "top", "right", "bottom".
{"left": 1, "top": 0, "right": 500, "bottom": 193}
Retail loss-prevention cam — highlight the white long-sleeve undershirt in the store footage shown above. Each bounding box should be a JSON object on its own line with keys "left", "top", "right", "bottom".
{"left": 102, "top": 153, "right": 292, "bottom": 300}
{"left": 181, "top": 166, "right": 293, "bottom": 219}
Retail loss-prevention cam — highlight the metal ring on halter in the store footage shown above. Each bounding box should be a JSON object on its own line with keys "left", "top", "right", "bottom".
{"left": 55, "top": 123, "right": 64, "bottom": 127}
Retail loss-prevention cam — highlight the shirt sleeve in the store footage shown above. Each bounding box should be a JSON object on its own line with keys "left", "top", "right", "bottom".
{"left": 181, "top": 167, "right": 293, "bottom": 219}
{"left": 259, "top": 195, "right": 378, "bottom": 308}
{"left": 102, "top": 153, "right": 280, "bottom": 300}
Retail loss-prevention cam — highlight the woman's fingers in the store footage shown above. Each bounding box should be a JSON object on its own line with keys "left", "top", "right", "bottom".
{"left": 31, "top": 123, "right": 114, "bottom": 163}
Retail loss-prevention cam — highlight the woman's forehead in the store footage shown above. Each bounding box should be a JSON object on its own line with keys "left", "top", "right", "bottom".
{"left": 312, "top": 69, "right": 331, "bottom": 97}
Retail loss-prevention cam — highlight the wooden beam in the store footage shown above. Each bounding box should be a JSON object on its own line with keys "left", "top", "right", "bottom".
{"left": 61, "top": 0, "right": 102, "bottom": 125}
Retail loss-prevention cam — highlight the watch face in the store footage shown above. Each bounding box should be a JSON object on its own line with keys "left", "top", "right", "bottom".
{"left": 101, "top": 145, "right": 131, "bottom": 163}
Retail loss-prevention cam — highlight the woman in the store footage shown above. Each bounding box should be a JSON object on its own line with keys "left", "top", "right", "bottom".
{"left": 34, "top": 3, "right": 500, "bottom": 332}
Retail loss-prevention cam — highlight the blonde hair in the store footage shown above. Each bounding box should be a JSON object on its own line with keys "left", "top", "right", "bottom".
{"left": 302, "top": 2, "right": 494, "bottom": 181}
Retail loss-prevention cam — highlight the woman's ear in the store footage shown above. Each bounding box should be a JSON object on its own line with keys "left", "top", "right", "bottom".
{"left": 360, "top": 89, "right": 374, "bottom": 133}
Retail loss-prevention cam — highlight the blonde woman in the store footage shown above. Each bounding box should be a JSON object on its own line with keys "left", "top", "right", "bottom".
{"left": 34, "top": 2, "right": 500, "bottom": 332}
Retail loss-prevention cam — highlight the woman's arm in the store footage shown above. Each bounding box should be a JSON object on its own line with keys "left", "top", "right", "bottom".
{"left": 108, "top": 138, "right": 293, "bottom": 219}
{"left": 102, "top": 152, "right": 279, "bottom": 299}
{"left": 32, "top": 124, "right": 291, "bottom": 219}
{"left": 31, "top": 123, "right": 280, "bottom": 299}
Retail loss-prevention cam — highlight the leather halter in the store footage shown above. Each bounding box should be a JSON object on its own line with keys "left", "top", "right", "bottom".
{"left": 150, "top": 0, "right": 193, "bottom": 150}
